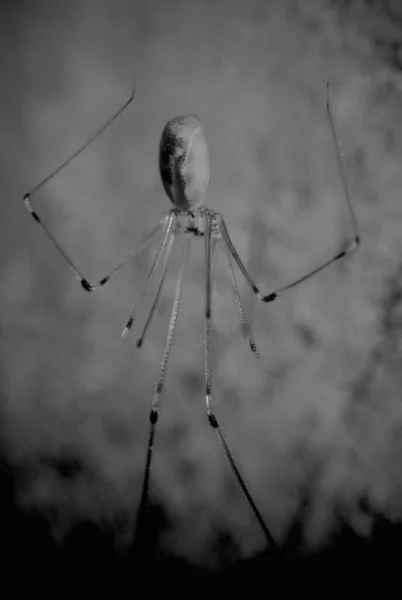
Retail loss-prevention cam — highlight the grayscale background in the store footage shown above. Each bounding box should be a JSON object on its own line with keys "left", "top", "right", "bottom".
{"left": 1, "top": 0, "right": 402, "bottom": 570}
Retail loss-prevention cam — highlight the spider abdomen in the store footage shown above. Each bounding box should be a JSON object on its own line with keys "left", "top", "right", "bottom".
{"left": 159, "top": 114, "right": 210, "bottom": 210}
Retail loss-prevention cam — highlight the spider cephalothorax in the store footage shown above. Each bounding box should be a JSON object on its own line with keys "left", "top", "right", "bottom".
{"left": 170, "top": 206, "right": 220, "bottom": 238}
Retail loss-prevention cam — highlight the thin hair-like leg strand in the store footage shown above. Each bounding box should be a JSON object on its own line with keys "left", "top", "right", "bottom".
{"left": 219, "top": 196, "right": 357, "bottom": 305}
{"left": 221, "top": 238, "right": 259, "bottom": 358}
{"left": 211, "top": 421, "right": 278, "bottom": 551}
{"left": 134, "top": 235, "right": 190, "bottom": 544}
{"left": 121, "top": 212, "right": 175, "bottom": 337}
{"left": 23, "top": 81, "right": 137, "bottom": 291}
{"left": 133, "top": 410, "right": 156, "bottom": 551}
{"left": 204, "top": 213, "right": 277, "bottom": 549}
{"left": 82, "top": 220, "right": 165, "bottom": 291}
{"left": 136, "top": 231, "right": 176, "bottom": 348}
{"left": 23, "top": 211, "right": 163, "bottom": 292}
{"left": 204, "top": 212, "right": 213, "bottom": 405}
{"left": 326, "top": 83, "right": 359, "bottom": 239}
{"left": 25, "top": 80, "right": 135, "bottom": 199}
{"left": 217, "top": 89, "right": 359, "bottom": 304}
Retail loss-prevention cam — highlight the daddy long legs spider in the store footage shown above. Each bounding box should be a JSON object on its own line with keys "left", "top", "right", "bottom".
{"left": 23, "top": 81, "right": 360, "bottom": 553}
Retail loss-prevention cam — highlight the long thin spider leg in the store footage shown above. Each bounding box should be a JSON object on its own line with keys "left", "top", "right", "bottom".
{"left": 326, "top": 83, "right": 359, "bottom": 239}
{"left": 81, "top": 220, "right": 165, "bottom": 291}
{"left": 133, "top": 407, "right": 157, "bottom": 550}
{"left": 220, "top": 215, "right": 352, "bottom": 303}
{"left": 204, "top": 212, "right": 213, "bottom": 404}
{"left": 24, "top": 79, "right": 135, "bottom": 199}
{"left": 203, "top": 213, "right": 277, "bottom": 549}
{"left": 23, "top": 81, "right": 137, "bottom": 291}
{"left": 135, "top": 236, "right": 190, "bottom": 539}
{"left": 208, "top": 415, "right": 279, "bottom": 551}
{"left": 219, "top": 89, "right": 360, "bottom": 304}
{"left": 136, "top": 231, "right": 176, "bottom": 348}
{"left": 221, "top": 238, "right": 259, "bottom": 358}
{"left": 121, "top": 212, "right": 175, "bottom": 337}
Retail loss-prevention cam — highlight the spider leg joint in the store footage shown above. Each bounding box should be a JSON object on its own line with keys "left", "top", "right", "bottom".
{"left": 80, "top": 278, "right": 94, "bottom": 292}
{"left": 262, "top": 292, "right": 277, "bottom": 303}
{"left": 207, "top": 411, "right": 219, "bottom": 429}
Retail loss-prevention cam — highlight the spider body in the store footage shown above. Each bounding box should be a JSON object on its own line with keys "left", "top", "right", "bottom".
{"left": 23, "top": 83, "right": 359, "bottom": 553}
{"left": 159, "top": 114, "right": 210, "bottom": 211}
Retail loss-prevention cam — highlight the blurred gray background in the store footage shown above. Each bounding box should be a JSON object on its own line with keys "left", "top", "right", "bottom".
{"left": 1, "top": 0, "right": 402, "bottom": 567}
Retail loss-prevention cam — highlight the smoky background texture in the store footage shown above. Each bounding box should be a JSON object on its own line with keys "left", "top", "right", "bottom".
{"left": 1, "top": 0, "right": 402, "bottom": 572}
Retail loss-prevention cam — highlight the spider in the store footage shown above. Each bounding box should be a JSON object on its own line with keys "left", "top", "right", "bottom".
{"left": 23, "top": 81, "right": 359, "bottom": 553}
